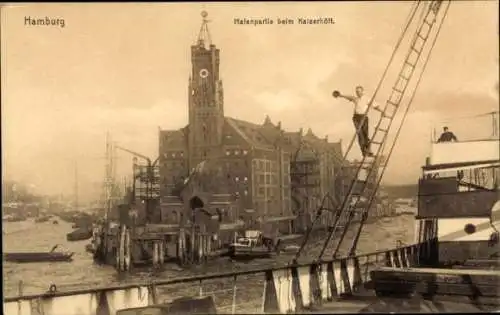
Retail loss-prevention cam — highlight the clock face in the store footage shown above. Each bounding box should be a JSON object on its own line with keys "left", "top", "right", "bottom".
{"left": 199, "top": 69, "right": 209, "bottom": 78}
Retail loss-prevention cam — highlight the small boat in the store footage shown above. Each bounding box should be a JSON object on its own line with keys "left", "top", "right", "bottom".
{"left": 4, "top": 215, "right": 26, "bottom": 222}
{"left": 4, "top": 245, "right": 74, "bottom": 263}
{"left": 53, "top": 220, "right": 59, "bottom": 225}
{"left": 67, "top": 228, "right": 92, "bottom": 242}
{"left": 381, "top": 217, "right": 392, "bottom": 223}
{"left": 228, "top": 230, "right": 278, "bottom": 261}
{"left": 35, "top": 216, "right": 51, "bottom": 223}
{"left": 280, "top": 244, "right": 300, "bottom": 254}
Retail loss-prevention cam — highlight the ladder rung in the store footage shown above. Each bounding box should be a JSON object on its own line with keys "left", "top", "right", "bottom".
{"left": 411, "top": 46, "right": 422, "bottom": 55}
{"left": 400, "top": 74, "right": 411, "bottom": 81}
{"left": 404, "top": 60, "right": 416, "bottom": 68}
{"left": 387, "top": 100, "right": 399, "bottom": 107}
{"left": 417, "top": 32, "right": 428, "bottom": 41}
{"left": 376, "top": 127, "right": 388, "bottom": 133}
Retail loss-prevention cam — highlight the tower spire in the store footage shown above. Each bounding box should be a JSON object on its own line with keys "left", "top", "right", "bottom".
{"left": 197, "top": 10, "right": 212, "bottom": 48}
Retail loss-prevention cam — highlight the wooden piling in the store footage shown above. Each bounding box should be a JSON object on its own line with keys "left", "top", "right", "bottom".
{"left": 124, "top": 227, "right": 131, "bottom": 271}
{"left": 207, "top": 235, "right": 212, "bottom": 261}
{"left": 159, "top": 240, "right": 165, "bottom": 265}
{"left": 191, "top": 228, "right": 196, "bottom": 263}
{"left": 153, "top": 241, "right": 159, "bottom": 267}
{"left": 232, "top": 276, "right": 237, "bottom": 314}
{"left": 116, "top": 227, "right": 122, "bottom": 271}
{"left": 198, "top": 234, "right": 203, "bottom": 263}
{"left": 180, "top": 228, "right": 186, "bottom": 264}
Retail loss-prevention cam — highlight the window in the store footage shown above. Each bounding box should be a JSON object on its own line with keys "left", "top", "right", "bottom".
{"left": 258, "top": 187, "right": 265, "bottom": 196}
{"left": 259, "top": 161, "right": 264, "bottom": 170}
{"left": 259, "top": 175, "right": 265, "bottom": 184}
{"left": 244, "top": 189, "right": 248, "bottom": 196}
{"left": 234, "top": 150, "right": 240, "bottom": 155}
{"left": 244, "top": 176, "right": 248, "bottom": 182}
{"left": 180, "top": 152, "right": 184, "bottom": 157}
{"left": 243, "top": 150, "right": 248, "bottom": 155}
{"left": 272, "top": 175, "right": 277, "bottom": 185}
{"left": 235, "top": 177, "right": 240, "bottom": 182}
{"left": 172, "top": 153, "right": 176, "bottom": 158}
{"left": 266, "top": 161, "right": 271, "bottom": 172}
{"left": 265, "top": 174, "right": 271, "bottom": 185}
{"left": 226, "top": 150, "right": 231, "bottom": 156}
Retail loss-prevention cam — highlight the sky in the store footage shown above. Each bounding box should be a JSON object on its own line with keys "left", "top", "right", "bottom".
{"left": 1, "top": 1, "right": 499, "bottom": 198}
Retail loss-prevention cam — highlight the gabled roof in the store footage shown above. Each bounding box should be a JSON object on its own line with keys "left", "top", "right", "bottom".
{"left": 160, "top": 125, "right": 189, "bottom": 148}
{"left": 159, "top": 115, "right": 344, "bottom": 162}
{"left": 225, "top": 117, "right": 274, "bottom": 149}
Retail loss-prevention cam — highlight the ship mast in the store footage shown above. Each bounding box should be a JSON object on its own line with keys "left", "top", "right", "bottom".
{"left": 104, "top": 132, "right": 114, "bottom": 221}
{"left": 74, "top": 160, "right": 79, "bottom": 211}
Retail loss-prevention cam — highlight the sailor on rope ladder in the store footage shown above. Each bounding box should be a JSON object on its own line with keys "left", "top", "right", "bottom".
{"left": 333, "top": 86, "right": 383, "bottom": 157}
{"left": 291, "top": 0, "right": 450, "bottom": 263}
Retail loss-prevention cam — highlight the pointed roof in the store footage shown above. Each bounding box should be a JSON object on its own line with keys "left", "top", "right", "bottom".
{"left": 263, "top": 115, "right": 273, "bottom": 126}
{"left": 196, "top": 11, "right": 212, "bottom": 48}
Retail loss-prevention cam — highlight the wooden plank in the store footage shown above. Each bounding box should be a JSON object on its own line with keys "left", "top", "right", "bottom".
{"left": 375, "top": 267, "right": 500, "bottom": 276}
{"left": 462, "top": 259, "right": 500, "bottom": 268}
{"left": 371, "top": 267, "right": 500, "bottom": 298}
{"left": 418, "top": 189, "right": 498, "bottom": 218}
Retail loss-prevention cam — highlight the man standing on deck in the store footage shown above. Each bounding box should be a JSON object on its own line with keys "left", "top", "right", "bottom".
{"left": 437, "top": 126, "right": 458, "bottom": 142}
{"left": 333, "top": 85, "right": 382, "bottom": 157}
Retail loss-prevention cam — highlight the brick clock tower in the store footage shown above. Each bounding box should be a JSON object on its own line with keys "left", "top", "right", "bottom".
{"left": 188, "top": 11, "right": 225, "bottom": 169}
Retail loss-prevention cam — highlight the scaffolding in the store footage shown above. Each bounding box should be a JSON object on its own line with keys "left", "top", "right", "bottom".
{"left": 290, "top": 143, "right": 335, "bottom": 230}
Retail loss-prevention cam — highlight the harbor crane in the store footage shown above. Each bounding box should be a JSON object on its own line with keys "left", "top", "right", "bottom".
{"left": 294, "top": 0, "right": 451, "bottom": 262}
{"left": 114, "top": 144, "right": 160, "bottom": 223}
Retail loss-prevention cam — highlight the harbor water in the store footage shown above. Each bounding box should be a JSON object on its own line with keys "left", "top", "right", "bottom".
{"left": 2, "top": 214, "right": 416, "bottom": 298}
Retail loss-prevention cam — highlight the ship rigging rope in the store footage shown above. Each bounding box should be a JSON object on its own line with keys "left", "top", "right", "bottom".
{"left": 314, "top": 0, "right": 424, "bottom": 262}
{"left": 328, "top": 0, "right": 448, "bottom": 259}
{"left": 346, "top": 0, "right": 452, "bottom": 257}
{"left": 436, "top": 110, "right": 500, "bottom": 123}
{"left": 333, "top": 0, "right": 452, "bottom": 259}
{"left": 292, "top": 0, "right": 422, "bottom": 263}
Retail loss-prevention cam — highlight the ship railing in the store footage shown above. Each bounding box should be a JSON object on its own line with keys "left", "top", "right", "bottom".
{"left": 430, "top": 111, "right": 499, "bottom": 143}
{"left": 4, "top": 243, "right": 425, "bottom": 315}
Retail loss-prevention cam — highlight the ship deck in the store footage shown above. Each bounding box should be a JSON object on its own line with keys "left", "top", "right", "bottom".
{"left": 310, "top": 296, "right": 498, "bottom": 313}
{"left": 301, "top": 284, "right": 500, "bottom": 313}
{"left": 302, "top": 260, "right": 500, "bottom": 314}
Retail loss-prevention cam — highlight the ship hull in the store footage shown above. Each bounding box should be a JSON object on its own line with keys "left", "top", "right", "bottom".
{"left": 4, "top": 252, "right": 74, "bottom": 263}
{"left": 67, "top": 228, "right": 93, "bottom": 242}
{"left": 228, "top": 246, "right": 274, "bottom": 260}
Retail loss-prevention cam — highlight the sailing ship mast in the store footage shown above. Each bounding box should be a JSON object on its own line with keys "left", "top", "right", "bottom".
{"left": 74, "top": 160, "right": 79, "bottom": 211}
{"left": 104, "top": 132, "right": 113, "bottom": 221}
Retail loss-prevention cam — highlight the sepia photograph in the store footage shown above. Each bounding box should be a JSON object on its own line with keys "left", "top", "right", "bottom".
{"left": 2, "top": 1, "right": 499, "bottom": 314}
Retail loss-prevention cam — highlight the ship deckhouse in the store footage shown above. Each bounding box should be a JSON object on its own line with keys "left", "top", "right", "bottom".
{"left": 416, "top": 112, "right": 500, "bottom": 266}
